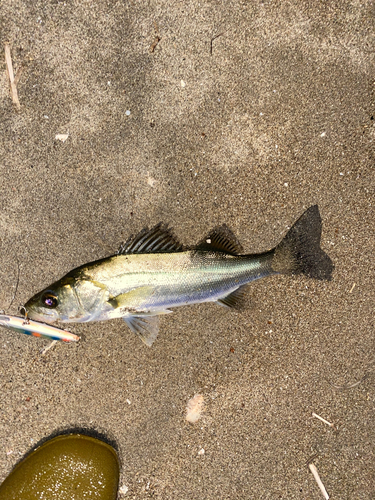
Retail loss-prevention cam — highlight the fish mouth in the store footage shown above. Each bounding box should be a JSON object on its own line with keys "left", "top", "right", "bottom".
{"left": 23, "top": 306, "right": 57, "bottom": 325}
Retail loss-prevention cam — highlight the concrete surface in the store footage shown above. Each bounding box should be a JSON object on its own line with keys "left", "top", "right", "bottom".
{"left": 0, "top": 0, "right": 374, "bottom": 498}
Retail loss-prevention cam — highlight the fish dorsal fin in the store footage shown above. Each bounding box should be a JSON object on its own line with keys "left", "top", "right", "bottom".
{"left": 123, "top": 315, "right": 159, "bottom": 346}
{"left": 216, "top": 284, "right": 249, "bottom": 309}
{"left": 197, "top": 225, "right": 243, "bottom": 255}
{"left": 118, "top": 223, "right": 183, "bottom": 254}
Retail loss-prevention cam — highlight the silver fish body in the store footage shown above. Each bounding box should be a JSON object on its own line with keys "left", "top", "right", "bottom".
{"left": 24, "top": 206, "right": 333, "bottom": 346}
{"left": 59, "top": 250, "right": 274, "bottom": 319}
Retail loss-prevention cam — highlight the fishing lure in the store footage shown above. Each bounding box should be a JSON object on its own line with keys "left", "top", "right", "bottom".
{"left": 0, "top": 314, "right": 79, "bottom": 342}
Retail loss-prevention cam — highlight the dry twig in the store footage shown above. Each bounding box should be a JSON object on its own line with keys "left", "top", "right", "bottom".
{"left": 4, "top": 43, "right": 21, "bottom": 109}
{"left": 308, "top": 463, "right": 329, "bottom": 499}
{"left": 210, "top": 33, "right": 224, "bottom": 55}
{"left": 149, "top": 36, "right": 161, "bottom": 53}
{"left": 312, "top": 412, "right": 335, "bottom": 429}
{"left": 40, "top": 340, "right": 58, "bottom": 356}
{"left": 149, "top": 21, "right": 161, "bottom": 53}
{"left": 327, "top": 373, "right": 370, "bottom": 390}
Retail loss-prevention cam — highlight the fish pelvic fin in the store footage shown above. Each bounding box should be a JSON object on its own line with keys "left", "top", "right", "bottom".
{"left": 217, "top": 284, "right": 249, "bottom": 310}
{"left": 123, "top": 315, "right": 160, "bottom": 346}
{"left": 272, "top": 205, "right": 334, "bottom": 280}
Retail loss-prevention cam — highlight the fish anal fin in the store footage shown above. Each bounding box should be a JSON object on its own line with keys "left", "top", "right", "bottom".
{"left": 197, "top": 225, "right": 243, "bottom": 255}
{"left": 216, "top": 285, "right": 249, "bottom": 310}
{"left": 117, "top": 223, "right": 183, "bottom": 254}
{"left": 123, "top": 315, "right": 159, "bottom": 346}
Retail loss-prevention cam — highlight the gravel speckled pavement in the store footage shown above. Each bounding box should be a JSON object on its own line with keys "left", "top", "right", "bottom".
{"left": 0, "top": 1, "right": 374, "bottom": 498}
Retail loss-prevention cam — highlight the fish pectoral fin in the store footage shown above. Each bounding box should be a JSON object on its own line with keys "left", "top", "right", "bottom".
{"left": 86, "top": 279, "right": 108, "bottom": 290}
{"left": 123, "top": 315, "right": 160, "bottom": 347}
{"left": 216, "top": 285, "right": 249, "bottom": 310}
{"left": 107, "top": 286, "right": 155, "bottom": 309}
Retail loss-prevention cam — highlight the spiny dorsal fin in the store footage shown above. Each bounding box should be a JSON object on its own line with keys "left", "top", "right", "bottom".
{"left": 118, "top": 223, "right": 183, "bottom": 254}
{"left": 216, "top": 284, "right": 249, "bottom": 309}
{"left": 123, "top": 315, "right": 159, "bottom": 346}
{"left": 197, "top": 225, "right": 243, "bottom": 255}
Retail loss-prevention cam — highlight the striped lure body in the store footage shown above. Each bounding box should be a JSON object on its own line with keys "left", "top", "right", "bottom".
{"left": 0, "top": 315, "right": 79, "bottom": 342}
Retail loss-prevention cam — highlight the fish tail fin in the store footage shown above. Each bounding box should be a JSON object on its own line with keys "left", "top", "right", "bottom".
{"left": 272, "top": 205, "right": 334, "bottom": 280}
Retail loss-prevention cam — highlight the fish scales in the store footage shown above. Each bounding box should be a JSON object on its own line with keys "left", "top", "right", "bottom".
{"left": 80, "top": 251, "right": 274, "bottom": 309}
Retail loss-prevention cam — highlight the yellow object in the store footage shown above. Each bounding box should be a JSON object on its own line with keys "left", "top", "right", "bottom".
{"left": 0, "top": 434, "right": 119, "bottom": 499}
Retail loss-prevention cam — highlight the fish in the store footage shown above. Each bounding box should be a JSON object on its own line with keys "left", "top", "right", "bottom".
{"left": 0, "top": 314, "right": 80, "bottom": 342}
{"left": 24, "top": 205, "right": 333, "bottom": 346}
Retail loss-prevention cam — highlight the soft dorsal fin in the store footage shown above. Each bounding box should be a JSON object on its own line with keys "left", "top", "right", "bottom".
{"left": 196, "top": 224, "right": 243, "bottom": 255}
{"left": 216, "top": 284, "right": 249, "bottom": 309}
{"left": 118, "top": 223, "right": 183, "bottom": 254}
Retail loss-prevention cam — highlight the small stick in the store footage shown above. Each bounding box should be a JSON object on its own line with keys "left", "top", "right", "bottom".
{"left": 312, "top": 413, "right": 335, "bottom": 428}
{"left": 349, "top": 283, "right": 356, "bottom": 293}
{"left": 4, "top": 44, "right": 15, "bottom": 82}
{"left": 210, "top": 33, "right": 224, "bottom": 56}
{"left": 150, "top": 21, "right": 161, "bottom": 53}
{"left": 327, "top": 373, "right": 369, "bottom": 390}
{"left": 308, "top": 463, "right": 329, "bottom": 500}
{"left": 40, "top": 340, "right": 58, "bottom": 356}
{"left": 4, "top": 43, "right": 21, "bottom": 109}
{"left": 306, "top": 453, "right": 319, "bottom": 465}
{"left": 149, "top": 36, "right": 161, "bottom": 53}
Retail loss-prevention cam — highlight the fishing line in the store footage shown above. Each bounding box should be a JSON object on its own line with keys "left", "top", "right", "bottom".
{"left": 0, "top": 252, "right": 21, "bottom": 314}
{"left": 8, "top": 253, "right": 20, "bottom": 310}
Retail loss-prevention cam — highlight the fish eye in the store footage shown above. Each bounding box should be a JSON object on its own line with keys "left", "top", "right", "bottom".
{"left": 42, "top": 293, "right": 58, "bottom": 308}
